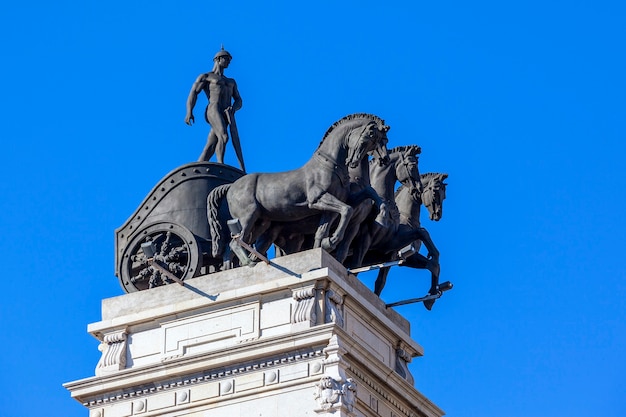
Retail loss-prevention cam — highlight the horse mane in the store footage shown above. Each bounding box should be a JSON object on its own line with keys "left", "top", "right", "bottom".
{"left": 316, "top": 113, "right": 386, "bottom": 150}
{"left": 420, "top": 172, "right": 448, "bottom": 184}
{"left": 395, "top": 172, "right": 447, "bottom": 198}
{"left": 391, "top": 145, "right": 421, "bottom": 156}
{"left": 371, "top": 144, "right": 421, "bottom": 166}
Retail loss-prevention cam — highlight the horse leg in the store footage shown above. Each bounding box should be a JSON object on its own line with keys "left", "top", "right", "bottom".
{"left": 247, "top": 218, "right": 272, "bottom": 262}
{"left": 349, "top": 186, "right": 388, "bottom": 227}
{"left": 254, "top": 224, "right": 279, "bottom": 258}
{"left": 229, "top": 210, "right": 261, "bottom": 267}
{"left": 286, "top": 233, "right": 307, "bottom": 254}
{"left": 309, "top": 193, "right": 353, "bottom": 251}
{"left": 348, "top": 227, "right": 372, "bottom": 269}
{"left": 313, "top": 212, "right": 337, "bottom": 248}
{"left": 413, "top": 227, "right": 439, "bottom": 261}
{"left": 374, "top": 266, "right": 391, "bottom": 296}
{"left": 334, "top": 202, "right": 370, "bottom": 263}
{"left": 402, "top": 253, "right": 440, "bottom": 310}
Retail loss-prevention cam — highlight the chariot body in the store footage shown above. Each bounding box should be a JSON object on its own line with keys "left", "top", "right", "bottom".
{"left": 114, "top": 162, "right": 244, "bottom": 293}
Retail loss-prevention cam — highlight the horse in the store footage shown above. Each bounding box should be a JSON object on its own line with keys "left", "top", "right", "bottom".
{"left": 259, "top": 144, "right": 422, "bottom": 263}
{"left": 334, "top": 144, "right": 422, "bottom": 263}
{"left": 207, "top": 113, "right": 390, "bottom": 266}
{"left": 359, "top": 172, "right": 448, "bottom": 309}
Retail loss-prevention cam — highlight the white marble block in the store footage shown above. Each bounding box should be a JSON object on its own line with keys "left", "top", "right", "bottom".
{"left": 64, "top": 249, "right": 444, "bottom": 417}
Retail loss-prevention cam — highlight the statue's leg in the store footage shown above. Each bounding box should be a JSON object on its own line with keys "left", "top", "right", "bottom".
{"left": 205, "top": 111, "right": 229, "bottom": 164}
{"left": 215, "top": 130, "right": 229, "bottom": 164}
{"left": 199, "top": 130, "right": 219, "bottom": 161}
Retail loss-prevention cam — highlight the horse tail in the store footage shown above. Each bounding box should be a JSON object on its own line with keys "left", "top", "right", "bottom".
{"left": 207, "top": 184, "right": 232, "bottom": 258}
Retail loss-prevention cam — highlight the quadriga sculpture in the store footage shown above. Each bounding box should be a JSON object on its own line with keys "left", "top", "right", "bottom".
{"left": 358, "top": 172, "right": 448, "bottom": 309}
{"left": 258, "top": 145, "right": 422, "bottom": 262}
{"left": 207, "top": 113, "right": 390, "bottom": 266}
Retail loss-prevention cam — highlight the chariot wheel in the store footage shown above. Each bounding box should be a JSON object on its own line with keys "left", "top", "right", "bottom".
{"left": 119, "top": 222, "right": 202, "bottom": 292}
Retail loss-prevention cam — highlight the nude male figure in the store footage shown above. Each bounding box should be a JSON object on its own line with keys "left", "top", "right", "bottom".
{"left": 185, "top": 48, "right": 245, "bottom": 172}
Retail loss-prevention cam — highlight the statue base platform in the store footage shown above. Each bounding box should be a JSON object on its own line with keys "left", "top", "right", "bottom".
{"left": 64, "top": 249, "right": 444, "bottom": 417}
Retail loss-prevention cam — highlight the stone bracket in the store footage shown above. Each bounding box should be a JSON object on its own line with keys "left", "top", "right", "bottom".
{"left": 395, "top": 341, "right": 416, "bottom": 384}
{"left": 292, "top": 280, "right": 344, "bottom": 327}
{"left": 95, "top": 328, "right": 128, "bottom": 376}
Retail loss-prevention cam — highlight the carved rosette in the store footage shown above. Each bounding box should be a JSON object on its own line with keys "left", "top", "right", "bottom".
{"left": 95, "top": 329, "right": 128, "bottom": 376}
{"left": 292, "top": 287, "right": 317, "bottom": 325}
{"left": 313, "top": 376, "right": 357, "bottom": 415}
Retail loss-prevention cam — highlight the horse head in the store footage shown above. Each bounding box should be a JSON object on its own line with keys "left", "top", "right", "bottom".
{"left": 393, "top": 145, "right": 422, "bottom": 198}
{"left": 345, "top": 116, "right": 390, "bottom": 169}
{"left": 421, "top": 173, "right": 448, "bottom": 221}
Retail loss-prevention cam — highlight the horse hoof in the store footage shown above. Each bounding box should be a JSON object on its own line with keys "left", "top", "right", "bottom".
{"left": 321, "top": 238, "right": 334, "bottom": 251}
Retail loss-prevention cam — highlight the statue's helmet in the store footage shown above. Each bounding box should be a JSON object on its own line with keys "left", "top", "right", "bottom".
{"left": 213, "top": 47, "right": 232, "bottom": 61}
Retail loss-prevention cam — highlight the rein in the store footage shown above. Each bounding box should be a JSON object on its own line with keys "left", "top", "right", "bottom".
{"left": 314, "top": 150, "right": 350, "bottom": 186}
{"left": 400, "top": 156, "right": 422, "bottom": 198}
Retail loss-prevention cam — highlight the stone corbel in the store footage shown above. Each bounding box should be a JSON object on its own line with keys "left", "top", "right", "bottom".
{"left": 292, "top": 286, "right": 317, "bottom": 325}
{"left": 395, "top": 341, "right": 415, "bottom": 385}
{"left": 313, "top": 375, "right": 357, "bottom": 415}
{"left": 325, "top": 289, "right": 344, "bottom": 327}
{"left": 95, "top": 328, "right": 128, "bottom": 376}
{"left": 292, "top": 281, "right": 345, "bottom": 328}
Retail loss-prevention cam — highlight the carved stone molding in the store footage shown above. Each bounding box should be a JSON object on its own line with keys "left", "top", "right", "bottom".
{"left": 395, "top": 342, "right": 415, "bottom": 385}
{"left": 85, "top": 348, "right": 324, "bottom": 407}
{"left": 322, "top": 334, "right": 348, "bottom": 370}
{"left": 325, "top": 289, "right": 344, "bottom": 327}
{"left": 292, "top": 287, "right": 317, "bottom": 325}
{"left": 313, "top": 376, "right": 357, "bottom": 415}
{"left": 347, "top": 363, "right": 419, "bottom": 417}
{"left": 95, "top": 328, "right": 128, "bottom": 376}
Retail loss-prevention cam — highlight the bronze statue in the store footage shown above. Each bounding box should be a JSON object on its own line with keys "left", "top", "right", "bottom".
{"left": 207, "top": 114, "right": 390, "bottom": 267}
{"left": 359, "top": 172, "right": 448, "bottom": 309}
{"left": 115, "top": 47, "right": 453, "bottom": 308}
{"left": 185, "top": 47, "right": 245, "bottom": 172}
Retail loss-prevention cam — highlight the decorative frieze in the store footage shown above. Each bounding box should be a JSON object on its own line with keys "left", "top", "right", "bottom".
{"left": 85, "top": 348, "right": 324, "bottom": 407}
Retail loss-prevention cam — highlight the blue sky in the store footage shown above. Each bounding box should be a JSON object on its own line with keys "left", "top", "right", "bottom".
{"left": 1, "top": 1, "right": 625, "bottom": 416}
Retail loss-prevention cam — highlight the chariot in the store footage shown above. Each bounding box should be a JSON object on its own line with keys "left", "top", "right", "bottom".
{"left": 114, "top": 162, "right": 244, "bottom": 293}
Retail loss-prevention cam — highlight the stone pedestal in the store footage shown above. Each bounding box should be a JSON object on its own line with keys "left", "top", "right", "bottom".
{"left": 64, "top": 249, "right": 444, "bottom": 417}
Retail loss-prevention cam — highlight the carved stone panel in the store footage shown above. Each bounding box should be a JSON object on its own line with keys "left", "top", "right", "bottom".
{"left": 161, "top": 302, "right": 260, "bottom": 360}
